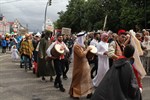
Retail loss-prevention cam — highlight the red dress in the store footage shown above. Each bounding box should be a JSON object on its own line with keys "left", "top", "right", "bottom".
{"left": 132, "top": 65, "right": 142, "bottom": 88}
{"left": 118, "top": 56, "right": 142, "bottom": 88}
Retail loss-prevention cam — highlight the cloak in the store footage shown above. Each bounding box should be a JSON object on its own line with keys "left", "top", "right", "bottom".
{"left": 91, "top": 58, "right": 142, "bottom": 100}
{"left": 69, "top": 44, "right": 92, "bottom": 97}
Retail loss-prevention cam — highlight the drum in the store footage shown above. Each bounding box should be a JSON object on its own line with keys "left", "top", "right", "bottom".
{"left": 51, "top": 44, "right": 64, "bottom": 57}
{"left": 86, "top": 45, "right": 97, "bottom": 59}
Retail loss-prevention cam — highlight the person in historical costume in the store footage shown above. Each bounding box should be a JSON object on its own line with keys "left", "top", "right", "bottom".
{"left": 90, "top": 32, "right": 99, "bottom": 79}
{"left": 45, "top": 34, "right": 56, "bottom": 82}
{"left": 34, "top": 33, "right": 45, "bottom": 76}
{"left": 135, "top": 33, "right": 146, "bottom": 67}
{"left": 107, "top": 31, "right": 118, "bottom": 68}
{"left": 108, "top": 29, "right": 146, "bottom": 92}
{"left": 20, "top": 33, "right": 34, "bottom": 71}
{"left": 11, "top": 45, "right": 19, "bottom": 61}
{"left": 45, "top": 57, "right": 56, "bottom": 82}
{"left": 93, "top": 32, "right": 109, "bottom": 87}
{"left": 32, "top": 33, "right": 41, "bottom": 63}
{"left": 13, "top": 33, "right": 19, "bottom": 49}
{"left": 142, "top": 35, "right": 150, "bottom": 73}
{"left": 32, "top": 33, "right": 41, "bottom": 74}
{"left": 129, "top": 30, "right": 147, "bottom": 92}
{"left": 46, "top": 33, "right": 69, "bottom": 92}
{"left": 69, "top": 32, "right": 93, "bottom": 99}
{"left": 37, "top": 30, "right": 52, "bottom": 81}
{"left": 91, "top": 44, "right": 142, "bottom": 100}
{"left": 108, "top": 29, "right": 130, "bottom": 62}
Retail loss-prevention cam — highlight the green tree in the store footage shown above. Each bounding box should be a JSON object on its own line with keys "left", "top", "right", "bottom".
{"left": 54, "top": 0, "right": 150, "bottom": 33}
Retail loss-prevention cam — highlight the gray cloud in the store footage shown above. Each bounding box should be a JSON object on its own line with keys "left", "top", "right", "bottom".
{"left": 0, "top": 0, "right": 68, "bottom": 32}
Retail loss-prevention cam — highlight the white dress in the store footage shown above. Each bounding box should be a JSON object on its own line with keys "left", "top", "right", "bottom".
{"left": 11, "top": 48, "right": 19, "bottom": 60}
{"left": 93, "top": 41, "right": 109, "bottom": 87}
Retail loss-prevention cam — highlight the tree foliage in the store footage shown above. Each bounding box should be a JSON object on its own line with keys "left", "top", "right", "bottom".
{"left": 54, "top": 0, "right": 150, "bottom": 33}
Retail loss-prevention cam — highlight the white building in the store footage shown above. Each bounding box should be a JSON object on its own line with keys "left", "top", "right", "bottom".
{"left": 42, "top": 18, "right": 54, "bottom": 32}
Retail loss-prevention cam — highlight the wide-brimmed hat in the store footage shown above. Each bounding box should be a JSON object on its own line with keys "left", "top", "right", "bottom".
{"left": 25, "top": 33, "right": 30, "bottom": 37}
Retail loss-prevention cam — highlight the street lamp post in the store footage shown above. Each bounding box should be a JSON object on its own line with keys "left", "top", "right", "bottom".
{"left": 0, "top": 14, "right": 3, "bottom": 20}
{"left": 44, "top": 0, "right": 52, "bottom": 30}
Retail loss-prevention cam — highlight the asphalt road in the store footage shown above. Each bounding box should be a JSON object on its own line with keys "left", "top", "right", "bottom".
{"left": 0, "top": 51, "right": 150, "bottom": 100}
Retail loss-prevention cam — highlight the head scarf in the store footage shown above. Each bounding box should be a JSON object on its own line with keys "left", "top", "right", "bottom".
{"left": 101, "top": 32, "right": 108, "bottom": 40}
{"left": 35, "top": 32, "right": 41, "bottom": 37}
{"left": 76, "top": 32, "right": 86, "bottom": 47}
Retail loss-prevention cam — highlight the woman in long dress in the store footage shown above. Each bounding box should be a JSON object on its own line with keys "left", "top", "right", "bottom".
{"left": 11, "top": 45, "right": 19, "bottom": 61}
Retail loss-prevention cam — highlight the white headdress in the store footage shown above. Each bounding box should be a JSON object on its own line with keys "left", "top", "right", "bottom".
{"left": 76, "top": 31, "right": 86, "bottom": 47}
{"left": 35, "top": 32, "right": 41, "bottom": 37}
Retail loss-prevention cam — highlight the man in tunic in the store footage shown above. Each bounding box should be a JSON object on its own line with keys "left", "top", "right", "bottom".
{"left": 108, "top": 29, "right": 129, "bottom": 66}
{"left": 69, "top": 32, "right": 93, "bottom": 99}
{"left": 91, "top": 44, "right": 142, "bottom": 100}
{"left": 46, "top": 33, "right": 69, "bottom": 92}
{"left": 93, "top": 32, "right": 109, "bottom": 87}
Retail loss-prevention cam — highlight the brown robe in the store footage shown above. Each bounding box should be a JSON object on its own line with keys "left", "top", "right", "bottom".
{"left": 69, "top": 44, "right": 92, "bottom": 97}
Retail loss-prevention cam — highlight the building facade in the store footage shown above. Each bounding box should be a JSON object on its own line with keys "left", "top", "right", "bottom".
{"left": 0, "top": 16, "right": 10, "bottom": 35}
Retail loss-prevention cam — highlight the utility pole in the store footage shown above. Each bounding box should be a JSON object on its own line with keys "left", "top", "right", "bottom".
{"left": 144, "top": 0, "right": 147, "bottom": 29}
{"left": 26, "top": 24, "right": 28, "bottom": 32}
{"left": 44, "top": 0, "right": 52, "bottom": 31}
{"left": 103, "top": 15, "right": 108, "bottom": 31}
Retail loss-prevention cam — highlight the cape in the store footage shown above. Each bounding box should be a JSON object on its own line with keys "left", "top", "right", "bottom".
{"left": 91, "top": 58, "right": 142, "bottom": 100}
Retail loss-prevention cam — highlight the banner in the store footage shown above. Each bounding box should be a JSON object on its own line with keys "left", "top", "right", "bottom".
{"left": 62, "top": 27, "right": 71, "bottom": 35}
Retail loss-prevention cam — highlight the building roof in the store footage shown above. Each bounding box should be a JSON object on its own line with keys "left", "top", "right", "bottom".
{"left": 8, "top": 22, "right": 14, "bottom": 25}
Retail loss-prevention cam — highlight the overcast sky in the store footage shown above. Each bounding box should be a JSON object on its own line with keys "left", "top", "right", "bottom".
{"left": 0, "top": 0, "right": 68, "bottom": 32}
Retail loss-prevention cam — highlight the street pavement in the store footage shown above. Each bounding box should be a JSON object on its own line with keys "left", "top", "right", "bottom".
{"left": 0, "top": 51, "right": 150, "bottom": 100}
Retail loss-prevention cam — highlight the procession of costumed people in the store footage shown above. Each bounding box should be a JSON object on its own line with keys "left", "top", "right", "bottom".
{"left": 2, "top": 29, "right": 149, "bottom": 100}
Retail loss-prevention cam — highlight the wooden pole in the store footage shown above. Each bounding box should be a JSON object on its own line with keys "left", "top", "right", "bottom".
{"left": 103, "top": 15, "right": 108, "bottom": 31}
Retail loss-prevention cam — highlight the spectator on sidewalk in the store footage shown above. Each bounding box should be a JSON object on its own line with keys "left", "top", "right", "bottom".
{"left": 1, "top": 35, "right": 7, "bottom": 53}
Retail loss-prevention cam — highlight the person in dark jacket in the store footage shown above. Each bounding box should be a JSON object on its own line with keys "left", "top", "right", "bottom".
{"left": 63, "top": 35, "right": 73, "bottom": 79}
{"left": 1, "top": 37, "right": 7, "bottom": 53}
{"left": 91, "top": 44, "right": 142, "bottom": 100}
